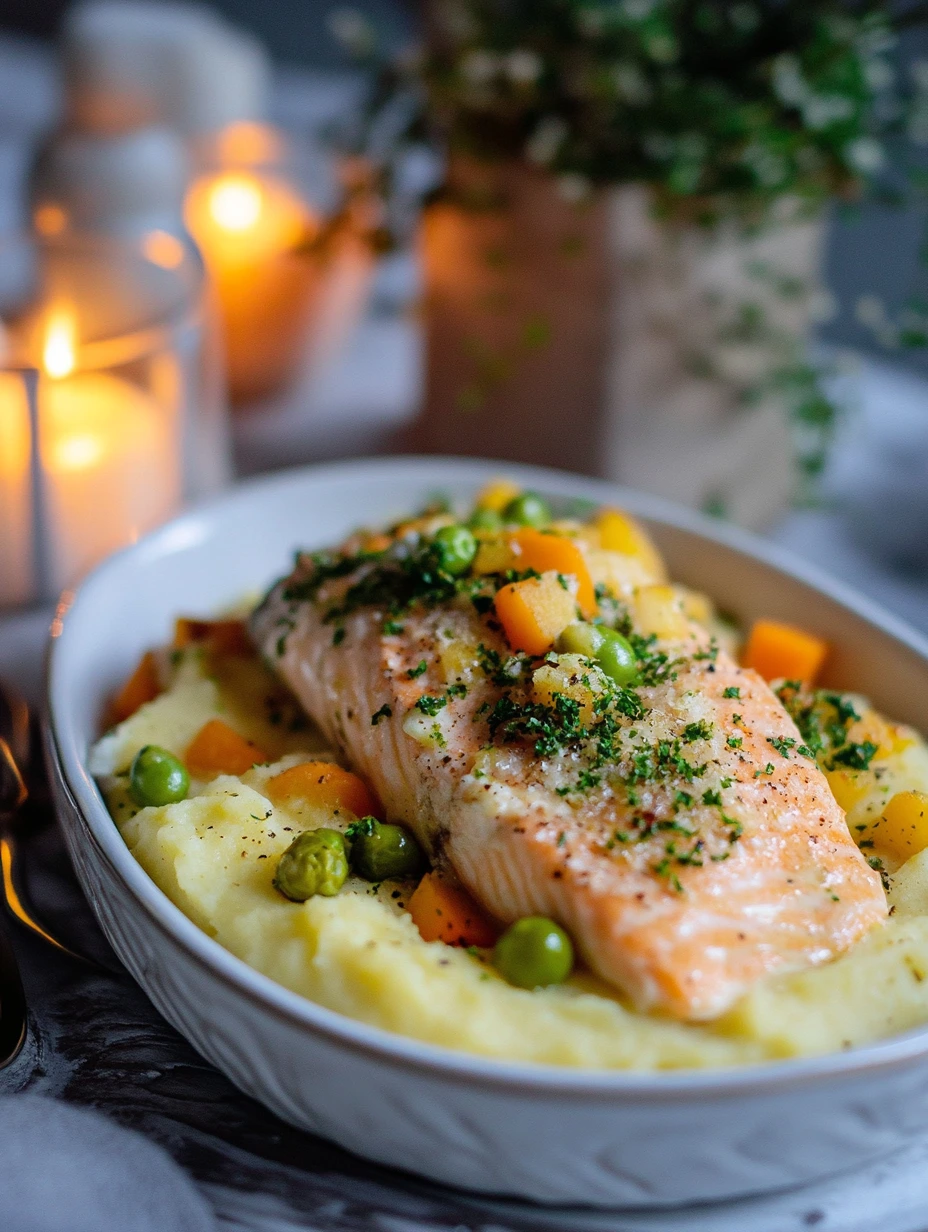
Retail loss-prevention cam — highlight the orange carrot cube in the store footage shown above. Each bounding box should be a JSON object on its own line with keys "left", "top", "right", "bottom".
{"left": 185, "top": 719, "right": 268, "bottom": 777}
{"left": 265, "top": 761, "right": 381, "bottom": 819}
{"left": 742, "top": 619, "right": 828, "bottom": 685}
{"left": 407, "top": 872, "right": 499, "bottom": 947}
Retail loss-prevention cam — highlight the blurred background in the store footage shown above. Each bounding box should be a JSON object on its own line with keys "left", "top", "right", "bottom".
{"left": 0, "top": 0, "right": 927, "bottom": 659}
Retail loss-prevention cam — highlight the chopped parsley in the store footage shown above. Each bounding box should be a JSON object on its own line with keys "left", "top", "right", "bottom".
{"left": 726, "top": 735, "right": 743, "bottom": 749}
{"left": 767, "top": 735, "right": 797, "bottom": 757}
{"left": 682, "top": 720, "right": 713, "bottom": 743}
{"left": 415, "top": 695, "right": 448, "bottom": 716}
{"left": 723, "top": 686, "right": 741, "bottom": 699}
{"left": 407, "top": 660, "right": 428, "bottom": 679}
{"left": 828, "top": 741, "right": 878, "bottom": 772}
{"left": 371, "top": 704, "right": 392, "bottom": 726}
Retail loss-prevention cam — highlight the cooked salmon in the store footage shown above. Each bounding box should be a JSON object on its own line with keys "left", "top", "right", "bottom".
{"left": 252, "top": 530, "right": 888, "bottom": 1020}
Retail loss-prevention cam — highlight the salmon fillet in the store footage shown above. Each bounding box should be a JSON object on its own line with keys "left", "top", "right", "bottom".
{"left": 253, "top": 536, "right": 888, "bottom": 1020}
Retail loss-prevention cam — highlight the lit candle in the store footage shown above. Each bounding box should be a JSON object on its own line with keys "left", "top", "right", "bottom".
{"left": 184, "top": 127, "right": 320, "bottom": 403}
{"left": 0, "top": 311, "right": 179, "bottom": 605}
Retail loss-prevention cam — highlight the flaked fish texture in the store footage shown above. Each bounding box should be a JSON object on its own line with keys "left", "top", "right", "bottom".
{"left": 253, "top": 527, "right": 887, "bottom": 1020}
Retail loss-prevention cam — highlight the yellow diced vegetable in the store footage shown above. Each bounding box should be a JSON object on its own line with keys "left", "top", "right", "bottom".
{"left": 473, "top": 537, "right": 516, "bottom": 575}
{"left": 595, "top": 509, "right": 666, "bottom": 581}
{"left": 476, "top": 479, "right": 521, "bottom": 513}
{"left": 875, "top": 791, "right": 928, "bottom": 863}
{"left": 533, "top": 654, "right": 608, "bottom": 725}
{"left": 631, "top": 585, "right": 690, "bottom": 639}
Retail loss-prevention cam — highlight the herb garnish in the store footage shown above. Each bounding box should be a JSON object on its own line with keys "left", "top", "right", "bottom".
{"left": 415, "top": 695, "right": 447, "bottom": 716}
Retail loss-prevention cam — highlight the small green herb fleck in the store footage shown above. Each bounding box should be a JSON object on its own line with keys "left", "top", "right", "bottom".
{"left": 828, "top": 741, "right": 879, "bottom": 771}
{"left": 416, "top": 695, "right": 448, "bottom": 716}
{"left": 371, "top": 704, "right": 392, "bottom": 726}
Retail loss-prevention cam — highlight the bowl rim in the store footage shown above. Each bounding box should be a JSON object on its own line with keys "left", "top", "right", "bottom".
{"left": 46, "top": 454, "right": 928, "bottom": 1099}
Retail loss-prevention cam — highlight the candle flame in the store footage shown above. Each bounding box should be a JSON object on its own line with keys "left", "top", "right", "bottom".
{"left": 208, "top": 174, "right": 263, "bottom": 232}
{"left": 43, "top": 314, "right": 76, "bottom": 379}
{"left": 52, "top": 433, "right": 104, "bottom": 472}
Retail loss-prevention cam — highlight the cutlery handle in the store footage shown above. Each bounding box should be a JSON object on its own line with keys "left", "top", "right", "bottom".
{"left": 0, "top": 921, "right": 26, "bottom": 1069}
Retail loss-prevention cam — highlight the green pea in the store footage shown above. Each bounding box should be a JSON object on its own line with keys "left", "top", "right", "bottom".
{"left": 501, "top": 492, "right": 551, "bottom": 528}
{"left": 433, "top": 524, "right": 478, "bottom": 576}
{"left": 468, "top": 506, "right": 503, "bottom": 532}
{"left": 556, "top": 621, "right": 605, "bottom": 658}
{"left": 595, "top": 629, "right": 639, "bottom": 686}
{"left": 350, "top": 818, "right": 426, "bottom": 881}
{"left": 493, "top": 917, "right": 574, "bottom": 989}
{"left": 129, "top": 745, "right": 189, "bottom": 808}
{"left": 274, "top": 828, "right": 349, "bottom": 901}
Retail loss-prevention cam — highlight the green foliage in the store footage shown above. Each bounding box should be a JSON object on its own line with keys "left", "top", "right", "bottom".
{"left": 422, "top": 0, "right": 916, "bottom": 215}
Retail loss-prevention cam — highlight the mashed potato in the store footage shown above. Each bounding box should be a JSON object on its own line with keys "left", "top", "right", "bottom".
{"left": 90, "top": 644, "right": 928, "bottom": 1070}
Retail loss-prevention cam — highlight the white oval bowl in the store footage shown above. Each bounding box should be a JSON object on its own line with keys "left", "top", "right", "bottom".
{"left": 45, "top": 457, "right": 928, "bottom": 1209}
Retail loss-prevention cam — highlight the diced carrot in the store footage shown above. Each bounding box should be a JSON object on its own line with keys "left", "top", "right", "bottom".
{"left": 110, "top": 650, "right": 161, "bottom": 724}
{"left": 185, "top": 719, "right": 268, "bottom": 777}
{"left": 596, "top": 508, "right": 666, "bottom": 580}
{"left": 495, "top": 572, "right": 578, "bottom": 656}
{"left": 174, "top": 617, "right": 252, "bottom": 656}
{"left": 407, "top": 872, "right": 499, "bottom": 947}
{"left": 265, "top": 761, "right": 381, "bottom": 819}
{"left": 510, "top": 528, "right": 596, "bottom": 618}
{"left": 742, "top": 619, "right": 828, "bottom": 685}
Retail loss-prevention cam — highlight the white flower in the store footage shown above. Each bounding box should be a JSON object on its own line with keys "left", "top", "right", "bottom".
{"left": 622, "top": 0, "right": 657, "bottom": 20}
{"left": 525, "top": 116, "right": 568, "bottom": 165}
{"left": 557, "top": 173, "right": 592, "bottom": 203}
{"left": 612, "top": 62, "right": 652, "bottom": 105}
{"left": 506, "top": 49, "right": 543, "bottom": 85}
{"left": 460, "top": 49, "right": 500, "bottom": 85}
{"left": 741, "top": 142, "right": 788, "bottom": 188}
{"left": 855, "top": 295, "right": 886, "bottom": 327}
{"left": 646, "top": 33, "right": 678, "bottom": 64}
{"left": 772, "top": 55, "right": 807, "bottom": 107}
{"left": 846, "top": 137, "right": 884, "bottom": 174}
{"left": 803, "top": 94, "right": 854, "bottom": 131}
{"left": 864, "top": 58, "right": 894, "bottom": 92}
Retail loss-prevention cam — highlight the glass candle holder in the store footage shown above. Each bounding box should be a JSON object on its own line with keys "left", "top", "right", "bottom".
{"left": 183, "top": 121, "right": 326, "bottom": 405}
{"left": 0, "top": 228, "right": 229, "bottom": 608}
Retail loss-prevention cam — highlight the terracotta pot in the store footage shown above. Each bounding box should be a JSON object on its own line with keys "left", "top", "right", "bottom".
{"left": 413, "top": 161, "right": 825, "bottom": 529}
{"left": 412, "top": 157, "right": 612, "bottom": 476}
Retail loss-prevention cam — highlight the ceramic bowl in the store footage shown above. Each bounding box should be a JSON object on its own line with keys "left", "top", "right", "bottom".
{"left": 45, "top": 457, "right": 928, "bottom": 1209}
